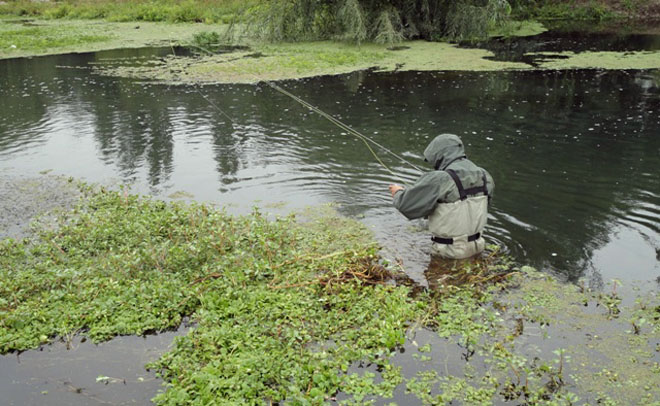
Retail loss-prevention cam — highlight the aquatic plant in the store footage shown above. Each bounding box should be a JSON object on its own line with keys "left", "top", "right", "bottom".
{"left": 2, "top": 185, "right": 659, "bottom": 404}
{"left": 190, "top": 30, "right": 223, "bottom": 53}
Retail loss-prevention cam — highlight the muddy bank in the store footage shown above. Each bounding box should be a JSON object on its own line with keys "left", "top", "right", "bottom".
{"left": 0, "top": 173, "right": 81, "bottom": 240}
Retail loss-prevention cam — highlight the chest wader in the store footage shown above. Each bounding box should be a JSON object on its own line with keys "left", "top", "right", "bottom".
{"left": 428, "top": 169, "right": 489, "bottom": 259}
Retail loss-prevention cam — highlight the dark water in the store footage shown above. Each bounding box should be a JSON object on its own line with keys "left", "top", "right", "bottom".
{"left": 0, "top": 325, "right": 187, "bottom": 406}
{"left": 1, "top": 48, "right": 659, "bottom": 289}
{"left": 463, "top": 20, "right": 660, "bottom": 66}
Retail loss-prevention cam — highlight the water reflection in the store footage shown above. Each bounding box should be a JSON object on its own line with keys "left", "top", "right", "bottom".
{"left": 462, "top": 21, "right": 660, "bottom": 65}
{"left": 0, "top": 48, "right": 658, "bottom": 285}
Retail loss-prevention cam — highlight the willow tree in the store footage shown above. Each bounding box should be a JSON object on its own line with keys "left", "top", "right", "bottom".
{"left": 242, "top": 0, "right": 511, "bottom": 43}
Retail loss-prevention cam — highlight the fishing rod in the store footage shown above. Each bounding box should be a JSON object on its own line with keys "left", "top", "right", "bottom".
{"left": 172, "top": 43, "right": 425, "bottom": 180}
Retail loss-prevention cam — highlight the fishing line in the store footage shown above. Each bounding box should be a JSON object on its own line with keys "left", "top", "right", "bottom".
{"left": 263, "top": 81, "right": 424, "bottom": 175}
{"left": 172, "top": 42, "right": 425, "bottom": 180}
{"left": 169, "top": 42, "right": 234, "bottom": 124}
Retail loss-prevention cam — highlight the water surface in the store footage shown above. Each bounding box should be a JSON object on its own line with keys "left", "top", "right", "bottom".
{"left": 0, "top": 47, "right": 659, "bottom": 287}
{"left": 0, "top": 326, "right": 187, "bottom": 406}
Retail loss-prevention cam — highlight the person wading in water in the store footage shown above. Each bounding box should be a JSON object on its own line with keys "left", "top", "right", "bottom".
{"left": 389, "top": 134, "right": 494, "bottom": 259}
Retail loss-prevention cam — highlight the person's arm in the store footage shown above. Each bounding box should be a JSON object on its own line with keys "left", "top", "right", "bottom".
{"left": 390, "top": 172, "right": 447, "bottom": 220}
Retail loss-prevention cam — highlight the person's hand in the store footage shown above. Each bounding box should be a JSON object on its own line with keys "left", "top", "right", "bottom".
{"left": 389, "top": 184, "right": 403, "bottom": 197}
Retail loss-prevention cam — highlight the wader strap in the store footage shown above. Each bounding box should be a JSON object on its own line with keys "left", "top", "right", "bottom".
{"left": 431, "top": 232, "right": 481, "bottom": 245}
{"left": 445, "top": 169, "right": 467, "bottom": 200}
{"left": 445, "top": 169, "right": 489, "bottom": 201}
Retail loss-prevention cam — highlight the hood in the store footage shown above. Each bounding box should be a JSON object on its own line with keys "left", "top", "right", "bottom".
{"left": 423, "top": 134, "right": 466, "bottom": 170}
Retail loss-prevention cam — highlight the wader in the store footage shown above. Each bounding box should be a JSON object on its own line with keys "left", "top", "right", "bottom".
{"left": 428, "top": 169, "right": 489, "bottom": 259}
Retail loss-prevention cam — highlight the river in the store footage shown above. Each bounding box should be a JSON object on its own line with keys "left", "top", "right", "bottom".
{"left": 1, "top": 27, "right": 659, "bottom": 406}
{"left": 2, "top": 44, "right": 658, "bottom": 287}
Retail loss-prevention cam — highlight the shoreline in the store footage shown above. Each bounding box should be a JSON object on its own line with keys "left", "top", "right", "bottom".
{"left": 1, "top": 19, "right": 659, "bottom": 84}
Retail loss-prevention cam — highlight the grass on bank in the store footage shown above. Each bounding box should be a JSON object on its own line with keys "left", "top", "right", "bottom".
{"left": 1, "top": 185, "right": 659, "bottom": 404}
{"left": 0, "top": 19, "right": 229, "bottom": 59}
{"left": 0, "top": 0, "right": 644, "bottom": 27}
{"left": 0, "top": 0, "right": 255, "bottom": 24}
{"left": 0, "top": 23, "right": 109, "bottom": 52}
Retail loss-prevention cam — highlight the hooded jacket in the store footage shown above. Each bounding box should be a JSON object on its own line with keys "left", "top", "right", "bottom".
{"left": 393, "top": 134, "right": 494, "bottom": 259}
{"left": 393, "top": 134, "right": 494, "bottom": 219}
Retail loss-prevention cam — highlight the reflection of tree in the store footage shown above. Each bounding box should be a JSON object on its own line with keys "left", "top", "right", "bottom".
{"left": 0, "top": 55, "right": 61, "bottom": 152}
{"left": 79, "top": 74, "right": 178, "bottom": 187}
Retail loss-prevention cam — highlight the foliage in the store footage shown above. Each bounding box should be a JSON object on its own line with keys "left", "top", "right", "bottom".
{"left": 241, "top": 0, "right": 513, "bottom": 43}
{"left": 190, "top": 30, "right": 222, "bottom": 53}
{"left": 509, "top": 0, "right": 617, "bottom": 20}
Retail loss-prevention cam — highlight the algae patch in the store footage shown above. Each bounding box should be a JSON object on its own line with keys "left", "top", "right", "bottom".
{"left": 92, "top": 40, "right": 529, "bottom": 84}
{"left": 532, "top": 50, "right": 660, "bottom": 70}
{"left": 91, "top": 39, "right": 660, "bottom": 85}
{"left": 0, "top": 174, "right": 81, "bottom": 240}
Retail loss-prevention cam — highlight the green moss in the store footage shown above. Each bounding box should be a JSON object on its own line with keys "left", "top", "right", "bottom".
{"left": 94, "top": 40, "right": 529, "bottom": 84}
{"left": 533, "top": 50, "right": 660, "bottom": 70}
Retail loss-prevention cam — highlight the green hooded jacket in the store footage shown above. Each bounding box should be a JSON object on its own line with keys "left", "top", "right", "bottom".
{"left": 393, "top": 134, "right": 494, "bottom": 220}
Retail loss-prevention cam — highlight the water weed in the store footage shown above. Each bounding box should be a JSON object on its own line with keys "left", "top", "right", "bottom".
{"left": 2, "top": 185, "right": 659, "bottom": 404}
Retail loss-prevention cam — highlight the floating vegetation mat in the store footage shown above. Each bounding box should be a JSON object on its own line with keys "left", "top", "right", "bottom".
{"left": 1, "top": 185, "right": 659, "bottom": 405}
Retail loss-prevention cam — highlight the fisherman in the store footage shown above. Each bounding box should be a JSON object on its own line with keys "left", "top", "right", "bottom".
{"left": 389, "top": 134, "right": 494, "bottom": 259}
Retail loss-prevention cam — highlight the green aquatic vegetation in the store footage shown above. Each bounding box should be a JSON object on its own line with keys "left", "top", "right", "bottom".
{"left": 3, "top": 183, "right": 660, "bottom": 404}
{"left": 531, "top": 49, "right": 660, "bottom": 70}
{"left": 629, "top": 293, "right": 660, "bottom": 335}
{"left": 93, "top": 40, "right": 528, "bottom": 84}
{"left": 0, "top": 186, "right": 425, "bottom": 403}
{"left": 190, "top": 30, "right": 222, "bottom": 53}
